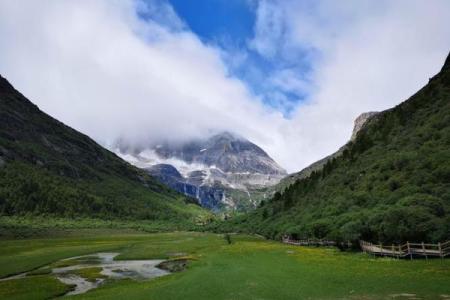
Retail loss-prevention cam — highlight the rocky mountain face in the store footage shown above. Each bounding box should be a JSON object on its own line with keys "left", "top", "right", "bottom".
{"left": 115, "top": 132, "right": 287, "bottom": 211}
{"left": 351, "top": 112, "right": 379, "bottom": 141}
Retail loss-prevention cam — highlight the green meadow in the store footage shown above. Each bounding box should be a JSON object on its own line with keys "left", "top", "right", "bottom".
{"left": 0, "top": 231, "right": 449, "bottom": 300}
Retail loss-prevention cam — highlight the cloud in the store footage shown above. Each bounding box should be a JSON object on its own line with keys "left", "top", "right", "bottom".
{"left": 134, "top": 0, "right": 185, "bottom": 31}
{"left": 0, "top": 0, "right": 449, "bottom": 173}
{"left": 249, "top": 0, "right": 450, "bottom": 170}
{"left": 248, "top": 0, "right": 285, "bottom": 59}
{"left": 0, "top": 0, "right": 287, "bottom": 155}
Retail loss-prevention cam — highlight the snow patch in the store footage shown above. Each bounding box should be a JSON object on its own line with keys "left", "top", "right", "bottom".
{"left": 115, "top": 149, "right": 209, "bottom": 178}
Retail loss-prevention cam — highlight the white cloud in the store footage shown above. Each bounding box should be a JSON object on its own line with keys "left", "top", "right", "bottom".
{"left": 250, "top": 0, "right": 450, "bottom": 170}
{"left": 268, "top": 69, "right": 312, "bottom": 95}
{"left": 0, "top": 0, "right": 287, "bottom": 160}
{"left": 248, "top": 0, "right": 285, "bottom": 58}
{"left": 0, "top": 0, "right": 449, "bottom": 173}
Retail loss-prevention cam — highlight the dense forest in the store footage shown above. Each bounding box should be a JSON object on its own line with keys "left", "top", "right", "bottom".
{"left": 213, "top": 54, "right": 450, "bottom": 244}
{"left": 0, "top": 75, "right": 207, "bottom": 224}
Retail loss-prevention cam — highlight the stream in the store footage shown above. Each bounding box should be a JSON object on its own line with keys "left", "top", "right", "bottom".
{"left": 1, "top": 252, "right": 170, "bottom": 296}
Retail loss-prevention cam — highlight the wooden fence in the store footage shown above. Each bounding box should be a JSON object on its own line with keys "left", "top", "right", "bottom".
{"left": 360, "top": 240, "right": 450, "bottom": 259}
{"left": 282, "top": 236, "right": 450, "bottom": 259}
{"left": 282, "top": 237, "right": 338, "bottom": 247}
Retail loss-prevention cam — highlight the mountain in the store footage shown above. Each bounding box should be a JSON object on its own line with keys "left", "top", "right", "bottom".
{"left": 276, "top": 111, "right": 379, "bottom": 192}
{"left": 217, "top": 52, "right": 450, "bottom": 243}
{"left": 115, "top": 132, "right": 287, "bottom": 211}
{"left": 0, "top": 75, "right": 207, "bottom": 224}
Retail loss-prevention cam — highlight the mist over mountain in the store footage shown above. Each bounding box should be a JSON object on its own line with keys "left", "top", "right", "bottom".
{"left": 115, "top": 132, "right": 286, "bottom": 211}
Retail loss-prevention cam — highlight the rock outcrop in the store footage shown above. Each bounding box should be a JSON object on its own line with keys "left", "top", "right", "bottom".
{"left": 351, "top": 112, "right": 379, "bottom": 141}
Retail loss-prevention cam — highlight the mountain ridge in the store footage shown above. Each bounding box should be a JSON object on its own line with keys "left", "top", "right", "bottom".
{"left": 215, "top": 52, "right": 450, "bottom": 243}
{"left": 0, "top": 74, "right": 207, "bottom": 223}
{"left": 275, "top": 110, "right": 380, "bottom": 192}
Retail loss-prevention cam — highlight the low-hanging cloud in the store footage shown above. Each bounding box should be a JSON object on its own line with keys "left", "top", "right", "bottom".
{"left": 0, "top": 0, "right": 449, "bottom": 173}
{"left": 0, "top": 1, "right": 286, "bottom": 151}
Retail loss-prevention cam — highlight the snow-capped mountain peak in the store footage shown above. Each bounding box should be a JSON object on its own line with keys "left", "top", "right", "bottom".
{"left": 115, "top": 131, "right": 286, "bottom": 211}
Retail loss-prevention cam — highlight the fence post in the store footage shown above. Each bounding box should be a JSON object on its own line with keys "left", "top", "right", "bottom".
{"left": 380, "top": 243, "right": 383, "bottom": 256}
{"left": 438, "top": 242, "right": 443, "bottom": 259}
{"left": 407, "top": 241, "right": 412, "bottom": 260}
{"left": 373, "top": 242, "right": 376, "bottom": 258}
{"left": 422, "top": 242, "right": 427, "bottom": 260}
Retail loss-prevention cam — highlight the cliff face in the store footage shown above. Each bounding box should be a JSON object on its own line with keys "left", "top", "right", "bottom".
{"left": 351, "top": 112, "right": 379, "bottom": 141}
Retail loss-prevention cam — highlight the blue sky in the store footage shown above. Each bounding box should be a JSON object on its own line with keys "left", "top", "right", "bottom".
{"left": 169, "top": 0, "right": 255, "bottom": 46}
{"left": 166, "top": 0, "right": 308, "bottom": 116}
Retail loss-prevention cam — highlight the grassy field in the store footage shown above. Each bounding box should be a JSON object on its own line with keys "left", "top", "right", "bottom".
{"left": 0, "top": 231, "right": 449, "bottom": 300}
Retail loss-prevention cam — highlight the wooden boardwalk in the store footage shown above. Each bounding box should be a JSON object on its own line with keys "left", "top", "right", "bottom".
{"left": 282, "top": 236, "right": 450, "bottom": 259}
{"left": 360, "top": 240, "right": 450, "bottom": 259}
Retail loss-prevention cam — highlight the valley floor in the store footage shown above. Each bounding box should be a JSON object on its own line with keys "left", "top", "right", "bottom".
{"left": 0, "top": 230, "right": 449, "bottom": 300}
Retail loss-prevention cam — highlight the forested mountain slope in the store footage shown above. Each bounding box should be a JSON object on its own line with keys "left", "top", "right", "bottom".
{"left": 0, "top": 75, "right": 206, "bottom": 223}
{"left": 217, "top": 53, "right": 450, "bottom": 243}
